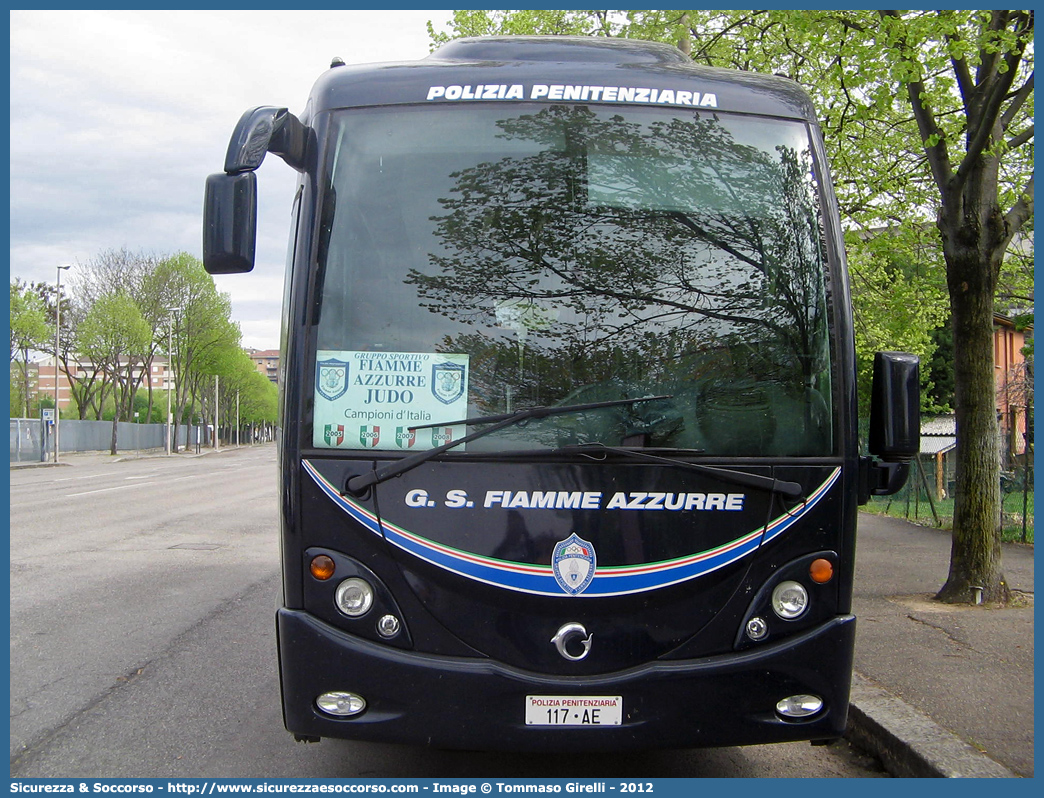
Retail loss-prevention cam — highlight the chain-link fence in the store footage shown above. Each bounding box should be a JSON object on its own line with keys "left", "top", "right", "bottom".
{"left": 865, "top": 452, "right": 1034, "bottom": 543}
{"left": 10, "top": 418, "right": 191, "bottom": 462}
{"left": 858, "top": 415, "right": 1033, "bottom": 543}
{"left": 10, "top": 419, "right": 46, "bottom": 463}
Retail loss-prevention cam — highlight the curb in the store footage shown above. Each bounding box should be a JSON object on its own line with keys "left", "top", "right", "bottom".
{"left": 11, "top": 448, "right": 228, "bottom": 470}
{"left": 846, "top": 672, "right": 1018, "bottom": 778}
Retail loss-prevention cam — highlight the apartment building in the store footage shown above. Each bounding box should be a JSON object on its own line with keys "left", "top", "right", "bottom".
{"left": 35, "top": 355, "right": 175, "bottom": 412}
{"left": 248, "top": 348, "right": 280, "bottom": 384}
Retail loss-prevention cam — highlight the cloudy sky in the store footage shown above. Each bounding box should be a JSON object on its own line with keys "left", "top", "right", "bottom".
{"left": 10, "top": 9, "right": 454, "bottom": 350}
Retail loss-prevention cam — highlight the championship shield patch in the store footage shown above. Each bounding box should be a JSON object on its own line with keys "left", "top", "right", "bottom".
{"left": 316, "top": 359, "right": 349, "bottom": 402}
{"left": 323, "top": 425, "right": 345, "bottom": 446}
{"left": 552, "top": 534, "right": 597, "bottom": 596}
{"left": 395, "top": 426, "right": 416, "bottom": 449}
{"left": 431, "top": 362, "right": 466, "bottom": 405}
{"left": 359, "top": 426, "right": 380, "bottom": 448}
{"left": 430, "top": 427, "right": 454, "bottom": 447}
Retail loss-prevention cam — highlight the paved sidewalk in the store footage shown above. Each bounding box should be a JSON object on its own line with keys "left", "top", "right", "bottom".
{"left": 846, "top": 512, "right": 1034, "bottom": 777}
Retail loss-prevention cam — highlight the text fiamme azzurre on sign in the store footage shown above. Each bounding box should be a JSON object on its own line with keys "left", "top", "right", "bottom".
{"left": 405, "top": 488, "right": 745, "bottom": 511}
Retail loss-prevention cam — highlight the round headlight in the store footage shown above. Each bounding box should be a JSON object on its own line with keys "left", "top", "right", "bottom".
{"left": 771, "top": 580, "right": 809, "bottom": 620}
{"left": 335, "top": 578, "right": 374, "bottom": 617}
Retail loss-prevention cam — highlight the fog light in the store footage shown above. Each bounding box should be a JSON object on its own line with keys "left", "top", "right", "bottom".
{"left": 377, "top": 614, "right": 400, "bottom": 638}
{"left": 335, "top": 578, "right": 374, "bottom": 617}
{"left": 745, "top": 616, "right": 769, "bottom": 641}
{"left": 771, "top": 580, "right": 809, "bottom": 619}
{"left": 776, "top": 694, "right": 823, "bottom": 718}
{"left": 316, "top": 691, "right": 366, "bottom": 717}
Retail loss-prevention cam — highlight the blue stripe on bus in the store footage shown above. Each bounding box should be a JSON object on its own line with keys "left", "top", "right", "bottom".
{"left": 303, "top": 460, "right": 840, "bottom": 597}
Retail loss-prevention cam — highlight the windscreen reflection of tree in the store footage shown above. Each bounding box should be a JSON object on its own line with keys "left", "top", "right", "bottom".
{"left": 408, "top": 106, "right": 828, "bottom": 418}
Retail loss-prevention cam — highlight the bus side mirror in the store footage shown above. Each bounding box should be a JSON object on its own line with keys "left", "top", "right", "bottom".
{"left": 863, "top": 351, "right": 920, "bottom": 499}
{"left": 203, "top": 171, "right": 257, "bottom": 274}
{"left": 202, "top": 106, "right": 309, "bottom": 275}
{"left": 869, "top": 351, "right": 920, "bottom": 461}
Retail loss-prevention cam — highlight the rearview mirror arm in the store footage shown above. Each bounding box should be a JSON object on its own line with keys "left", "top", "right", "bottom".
{"left": 224, "top": 106, "right": 309, "bottom": 174}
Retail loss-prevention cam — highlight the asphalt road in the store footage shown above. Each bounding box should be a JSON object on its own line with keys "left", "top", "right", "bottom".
{"left": 9, "top": 446, "right": 886, "bottom": 778}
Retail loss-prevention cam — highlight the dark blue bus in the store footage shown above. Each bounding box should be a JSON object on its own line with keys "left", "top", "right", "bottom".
{"left": 204, "top": 36, "right": 918, "bottom": 751}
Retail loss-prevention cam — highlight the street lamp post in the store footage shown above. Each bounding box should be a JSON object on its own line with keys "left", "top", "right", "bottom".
{"left": 214, "top": 374, "right": 220, "bottom": 451}
{"left": 53, "top": 264, "right": 71, "bottom": 463}
{"left": 166, "top": 307, "right": 182, "bottom": 455}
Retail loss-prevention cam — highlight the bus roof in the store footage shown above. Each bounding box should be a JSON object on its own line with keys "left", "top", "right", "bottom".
{"left": 305, "top": 36, "right": 820, "bottom": 123}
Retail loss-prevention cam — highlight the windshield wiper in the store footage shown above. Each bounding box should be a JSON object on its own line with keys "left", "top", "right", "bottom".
{"left": 558, "top": 443, "right": 805, "bottom": 500}
{"left": 344, "top": 395, "right": 672, "bottom": 496}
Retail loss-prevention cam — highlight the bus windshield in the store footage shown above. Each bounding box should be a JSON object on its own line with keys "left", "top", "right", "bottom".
{"left": 312, "top": 103, "right": 833, "bottom": 456}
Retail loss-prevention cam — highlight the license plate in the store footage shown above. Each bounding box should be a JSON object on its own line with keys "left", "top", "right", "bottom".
{"left": 525, "top": 695, "right": 623, "bottom": 726}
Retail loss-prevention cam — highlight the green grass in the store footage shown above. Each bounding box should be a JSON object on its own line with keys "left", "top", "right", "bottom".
{"left": 864, "top": 489, "right": 1034, "bottom": 544}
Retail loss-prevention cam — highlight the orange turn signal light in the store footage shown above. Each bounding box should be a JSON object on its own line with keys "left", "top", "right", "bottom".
{"left": 809, "top": 558, "right": 833, "bottom": 584}
{"left": 310, "top": 555, "right": 336, "bottom": 581}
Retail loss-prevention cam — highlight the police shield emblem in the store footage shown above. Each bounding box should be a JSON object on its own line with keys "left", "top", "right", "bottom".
{"left": 552, "top": 534, "right": 597, "bottom": 596}
{"left": 316, "top": 359, "right": 349, "bottom": 402}
{"left": 431, "top": 362, "right": 465, "bottom": 405}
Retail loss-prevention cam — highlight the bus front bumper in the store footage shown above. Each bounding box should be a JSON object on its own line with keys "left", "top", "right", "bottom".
{"left": 277, "top": 608, "right": 855, "bottom": 752}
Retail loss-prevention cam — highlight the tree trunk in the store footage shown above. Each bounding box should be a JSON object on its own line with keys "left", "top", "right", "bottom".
{"left": 145, "top": 355, "right": 155, "bottom": 423}
{"left": 19, "top": 354, "right": 31, "bottom": 418}
{"left": 935, "top": 213, "right": 1009, "bottom": 604}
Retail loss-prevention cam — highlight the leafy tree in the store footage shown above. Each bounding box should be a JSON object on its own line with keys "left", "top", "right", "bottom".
{"left": 153, "top": 253, "right": 240, "bottom": 451}
{"left": 26, "top": 278, "right": 76, "bottom": 419}
{"left": 216, "top": 351, "right": 278, "bottom": 442}
{"left": 189, "top": 319, "right": 244, "bottom": 445}
{"left": 75, "top": 248, "right": 170, "bottom": 424}
{"left": 10, "top": 280, "right": 51, "bottom": 418}
{"left": 925, "top": 324, "right": 957, "bottom": 413}
{"left": 429, "top": 11, "right": 1034, "bottom": 603}
{"left": 847, "top": 226, "right": 950, "bottom": 415}
{"left": 428, "top": 9, "right": 612, "bottom": 44}
{"left": 75, "top": 290, "right": 152, "bottom": 454}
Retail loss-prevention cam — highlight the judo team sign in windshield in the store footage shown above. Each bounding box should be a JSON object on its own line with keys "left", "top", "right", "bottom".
{"left": 313, "top": 350, "right": 469, "bottom": 450}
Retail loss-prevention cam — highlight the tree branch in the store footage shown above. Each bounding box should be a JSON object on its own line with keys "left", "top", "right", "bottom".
{"left": 1000, "top": 70, "right": 1034, "bottom": 132}
{"left": 941, "top": 11, "right": 976, "bottom": 101}
{"left": 1007, "top": 124, "right": 1034, "bottom": 151}
{"left": 689, "top": 11, "right": 769, "bottom": 65}
{"left": 957, "top": 11, "right": 1033, "bottom": 184}
{"left": 974, "top": 10, "right": 1010, "bottom": 87}
{"left": 880, "top": 11, "right": 955, "bottom": 197}
{"left": 1003, "top": 173, "right": 1034, "bottom": 239}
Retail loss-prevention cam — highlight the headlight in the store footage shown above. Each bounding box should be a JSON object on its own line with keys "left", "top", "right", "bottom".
{"left": 316, "top": 691, "right": 366, "bottom": 717}
{"left": 335, "top": 578, "right": 374, "bottom": 617}
{"left": 776, "top": 694, "right": 823, "bottom": 718}
{"left": 771, "top": 580, "right": 809, "bottom": 620}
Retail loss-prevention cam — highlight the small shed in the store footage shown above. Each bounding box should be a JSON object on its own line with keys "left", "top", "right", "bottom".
{"left": 920, "top": 415, "right": 957, "bottom": 499}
